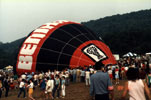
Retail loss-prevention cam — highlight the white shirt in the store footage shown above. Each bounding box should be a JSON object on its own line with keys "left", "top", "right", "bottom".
{"left": 39, "top": 73, "right": 43, "bottom": 80}
{"left": 125, "top": 67, "right": 129, "bottom": 71}
{"left": 90, "top": 68, "right": 94, "bottom": 74}
{"left": 65, "top": 71, "right": 69, "bottom": 77}
{"left": 85, "top": 71, "right": 90, "bottom": 79}
{"left": 34, "top": 74, "right": 38, "bottom": 81}
{"left": 46, "top": 80, "right": 54, "bottom": 92}
{"left": 19, "top": 81, "right": 25, "bottom": 88}
{"left": 21, "top": 74, "right": 26, "bottom": 79}
{"left": 28, "top": 82, "right": 34, "bottom": 88}
{"left": 108, "top": 70, "right": 112, "bottom": 75}
{"left": 56, "top": 71, "right": 59, "bottom": 75}
{"left": 128, "top": 79, "right": 145, "bottom": 100}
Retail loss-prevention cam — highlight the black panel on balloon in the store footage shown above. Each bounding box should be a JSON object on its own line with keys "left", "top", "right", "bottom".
{"left": 74, "top": 34, "right": 90, "bottom": 44}
{"left": 62, "top": 45, "right": 76, "bottom": 56}
{"left": 36, "top": 49, "right": 60, "bottom": 64}
{"left": 41, "top": 38, "right": 65, "bottom": 52}
{"left": 49, "top": 29, "right": 73, "bottom": 44}
{"left": 58, "top": 54, "right": 72, "bottom": 67}
{"left": 67, "top": 37, "right": 84, "bottom": 48}
{"left": 57, "top": 45, "right": 76, "bottom": 66}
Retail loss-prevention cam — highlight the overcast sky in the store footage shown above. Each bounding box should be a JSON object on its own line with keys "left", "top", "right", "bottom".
{"left": 0, "top": 0, "right": 151, "bottom": 43}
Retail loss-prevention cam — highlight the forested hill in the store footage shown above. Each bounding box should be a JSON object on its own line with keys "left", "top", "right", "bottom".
{"left": 0, "top": 9, "right": 151, "bottom": 68}
{"left": 82, "top": 9, "right": 151, "bottom": 55}
{"left": 0, "top": 37, "right": 26, "bottom": 68}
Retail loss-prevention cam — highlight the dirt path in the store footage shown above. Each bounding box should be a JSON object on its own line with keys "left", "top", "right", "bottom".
{"left": 0, "top": 80, "right": 129, "bottom": 100}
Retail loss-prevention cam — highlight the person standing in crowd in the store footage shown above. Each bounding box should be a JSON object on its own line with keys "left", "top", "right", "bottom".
{"left": 80, "top": 69, "right": 85, "bottom": 82}
{"left": 76, "top": 68, "right": 81, "bottom": 82}
{"left": 121, "top": 66, "right": 125, "bottom": 80}
{"left": 122, "top": 67, "right": 151, "bottom": 100}
{"left": 72, "top": 68, "right": 76, "bottom": 82}
{"left": 3, "top": 76, "right": 10, "bottom": 97}
{"left": 69, "top": 68, "right": 73, "bottom": 82}
{"left": 61, "top": 76, "right": 66, "bottom": 98}
{"left": 0, "top": 80, "right": 2, "bottom": 98}
{"left": 89, "top": 67, "right": 94, "bottom": 76}
{"left": 13, "top": 74, "right": 18, "bottom": 89}
{"left": 90, "top": 62, "right": 114, "bottom": 100}
{"left": 85, "top": 69, "right": 90, "bottom": 86}
{"left": 21, "top": 73, "right": 26, "bottom": 80}
{"left": 45, "top": 77, "right": 54, "bottom": 100}
{"left": 52, "top": 75, "right": 60, "bottom": 99}
{"left": 18, "top": 79, "right": 26, "bottom": 98}
{"left": 38, "top": 72, "right": 43, "bottom": 83}
{"left": 33, "top": 73, "right": 38, "bottom": 87}
{"left": 146, "top": 71, "right": 151, "bottom": 88}
{"left": 115, "top": 66, "right": 119, "bottom": 85}
{"left": 112, "top": 65, "right": 116, "bottom": 80}
{"left": 108, "top": 66, "right": 113, "bottom": 83}
{"left": 27, "top": 73, "right": 33, "bottom": 82}
{"left": 65, "top": 70, "right": 70, "bottom": 86}
{"left": 139, "top": 68, "right": 146, "bottom": 80}
{"left": 40, "top": 78, "right": 46, "bottom": 97}
{"left": 27, "top": 79, "right": 35, "bottom": 100}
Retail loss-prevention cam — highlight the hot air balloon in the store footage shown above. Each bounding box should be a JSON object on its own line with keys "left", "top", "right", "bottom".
{"left": 16, "top": 20, "right": 116, "bottom": 74}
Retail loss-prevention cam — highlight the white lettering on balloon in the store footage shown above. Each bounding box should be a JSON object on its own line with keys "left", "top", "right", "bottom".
{"left": 17, "top": 20, "right": 69, "bottom": 70}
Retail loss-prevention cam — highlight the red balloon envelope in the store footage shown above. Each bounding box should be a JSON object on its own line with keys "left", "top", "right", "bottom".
{"left": 16, "top": 20, "right": 116, "bottom": 74}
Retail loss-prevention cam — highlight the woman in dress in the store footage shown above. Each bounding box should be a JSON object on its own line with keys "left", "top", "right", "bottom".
{"left": 122, "top": 67, "right": 151, "bottom": 100}
{"left": 27, "top": 79, "right": 35, "bottom": 100}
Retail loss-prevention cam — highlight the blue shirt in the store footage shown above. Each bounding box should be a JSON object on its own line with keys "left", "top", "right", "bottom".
{"left": 55, "top": 78, "right": 60, "bottom": 85}
{"left": 27, "top": 74, "right": 32, "bottom": 81}
{"left": 40, "top": 80, "right": 46, "bottom": 89}
{"left": 61, "top": 80, "right": 65, "bottom": 85}
{"left": 90, "top": 71, "right": 113, "bottom": 96}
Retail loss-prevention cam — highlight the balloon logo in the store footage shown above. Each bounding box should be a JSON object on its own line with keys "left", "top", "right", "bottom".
{"left": 16, "top": 20, "right": 116, "bottom": 74}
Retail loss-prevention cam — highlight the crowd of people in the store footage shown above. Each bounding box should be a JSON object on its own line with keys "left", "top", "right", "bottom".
{"left": 0, "top": 54, "right": 151, "bottom": 100}
{"left": 89, "top": 54, "right": 151, "bottom": 100}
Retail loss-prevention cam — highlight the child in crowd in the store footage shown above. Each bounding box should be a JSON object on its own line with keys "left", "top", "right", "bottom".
{"left": 115, "top": 66, "right": 119, "bottom": 85}
{"left": 61, "top": 76, "right": 66, "bottom": 98}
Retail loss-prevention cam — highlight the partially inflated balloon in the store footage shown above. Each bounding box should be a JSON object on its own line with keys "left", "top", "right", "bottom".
{"left": 16, "top": 20, "right": 116, "bottom": 74}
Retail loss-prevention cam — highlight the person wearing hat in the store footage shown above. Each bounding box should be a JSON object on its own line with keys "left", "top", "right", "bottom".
{"left": 90, "top": 62, "right": 114, "bottom": 100}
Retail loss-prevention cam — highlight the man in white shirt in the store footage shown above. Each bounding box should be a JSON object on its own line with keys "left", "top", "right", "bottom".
{"left": 85, "top": 70, "right": 90, "bottom": 86}
{"left": 65, "top": 70, "right": 70, "bottom": 85}
{"left": 18, "top": 79, "right": 26, "bottom": 98}
{"left": 21, "top": 74, "right": 26, "bottom": 80}
{"left": 45, "top": 77, "right": 54, "bottom": 100}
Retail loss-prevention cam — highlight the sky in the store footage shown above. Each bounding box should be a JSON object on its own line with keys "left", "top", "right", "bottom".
{"left": 0, "top": 0, "right": 151, "bottom": 43}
